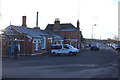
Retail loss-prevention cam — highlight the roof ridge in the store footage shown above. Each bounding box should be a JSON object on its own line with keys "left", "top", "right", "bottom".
{"left": 47, "top": 23, "right": 72, "bottom": 25}
{"left": 60, "top": 23, "right": 72, "bottom": 24}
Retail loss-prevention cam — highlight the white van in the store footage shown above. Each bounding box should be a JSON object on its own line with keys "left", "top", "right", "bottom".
{"left": 50, "top": 44, "right": 79, "bottom": 56}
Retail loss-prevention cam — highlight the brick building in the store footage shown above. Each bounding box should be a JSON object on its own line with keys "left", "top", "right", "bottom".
{"left": 1, "top": 16, "right": 82, "bottom": 56}
{"left": 1, "top": 16, "right": 63, "bottom": 56}
{"left": 45, "top": 18, "right": 82, "bottom": 49}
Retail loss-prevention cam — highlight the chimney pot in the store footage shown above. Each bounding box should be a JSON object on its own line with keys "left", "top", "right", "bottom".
{"left": 55, "top": 18, "right": 60, "bottom": 21}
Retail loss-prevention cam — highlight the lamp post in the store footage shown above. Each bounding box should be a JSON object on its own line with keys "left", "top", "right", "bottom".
{"left": 100, "top": 36, "right": 101, "bottom": 43}
{"left": 110, "top": 34, "right": 114, "bottom": 43}
{"left": 91, "top": 25, "right": 93, "bottom": 40}
{"left": 91, "top": 24, "right": 96, "bottom": 42}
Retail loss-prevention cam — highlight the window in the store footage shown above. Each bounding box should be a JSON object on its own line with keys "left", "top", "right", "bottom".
{"left": 71, "top": 41, "right": 74, "bottom": 47}
{"left": 48, "top": 37, "right": 52, "bottom": 43}
{"left": 41, "top": 40, "right": 44, "bottom": 49}
{"left": 51, "top": 46, "right": 62, "bottom": 49}
{"left": 33, "top": 39, "right": 41, "bottom": 51}
{"left": 57, "top": 46, "right": 62, "bottom": 49}
{"left": 33, "top": 43, "right": 36, "bottom": 50}
{"left": 37, "top": 40, "right": 41, "bottom": 50}
{"left": 37, "top": 43, "right": 40, "bottom": 50}
{"left": 63, "top": 45, "right": 69, "bottom": 49}
{"left": 33, "top": 40, "right": 36, "bottom": 43}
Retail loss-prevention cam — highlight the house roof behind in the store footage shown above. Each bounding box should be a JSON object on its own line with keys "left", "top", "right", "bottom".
{"left": 45, "top": 23, "right": 77, "bottom": 31}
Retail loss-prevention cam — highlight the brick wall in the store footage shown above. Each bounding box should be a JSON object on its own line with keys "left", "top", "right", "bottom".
{"left": 56, "top": 30, "right": 81, "bottom": 49}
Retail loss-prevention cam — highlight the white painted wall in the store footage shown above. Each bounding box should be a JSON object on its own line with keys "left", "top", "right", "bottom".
{"left": 43, "top": 37, "right": 46, "bottom": 49}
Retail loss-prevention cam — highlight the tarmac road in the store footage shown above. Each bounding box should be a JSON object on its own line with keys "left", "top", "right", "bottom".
{"left": 2, "top": 44, "right": 119, "bottom": 78}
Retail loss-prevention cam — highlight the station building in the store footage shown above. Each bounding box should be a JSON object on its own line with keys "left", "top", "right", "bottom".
{"left": 1, "top": 16, "right": 82, "bottom": 56}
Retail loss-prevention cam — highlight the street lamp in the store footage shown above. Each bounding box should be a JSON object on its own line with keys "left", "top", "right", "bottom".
{"left": 91, "top": 24, "right": 96, "bottom": 42}
{"left": 110, "top": 34, "right": 114, "bottom": 43}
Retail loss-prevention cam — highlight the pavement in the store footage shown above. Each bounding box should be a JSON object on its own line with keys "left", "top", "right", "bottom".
{"left": 0, "top": 57, "right": 2, "bottom": 80}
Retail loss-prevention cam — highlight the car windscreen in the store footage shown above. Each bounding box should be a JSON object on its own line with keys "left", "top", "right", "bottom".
{"left": 92, "top": 45, "right": 98, "bottom": 47}
{"left": 68, "top": 45, "right": 74, "bottom": 48}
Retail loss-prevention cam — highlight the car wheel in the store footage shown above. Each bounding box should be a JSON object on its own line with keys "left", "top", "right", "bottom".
{"left": 57, "top": 54, "right": 60, "bottom": 56}
{"left": 51, "top": 52, "right": 56, "bottom": 56}
{"left": 73, "top": 53, "right": 76, "bottom": 56}
{"left": 69, "top": 52, "right": 73, "bottom": 56}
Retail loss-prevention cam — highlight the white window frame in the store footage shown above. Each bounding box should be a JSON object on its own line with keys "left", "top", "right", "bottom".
{"left": 33, "top": 39, "right": 37, "bottom": 51}
{"left": 49, "top": 37, "right": 53, "bottom": 43}
{"left": 33, "top": 39, "right": 41, "bottom": 51}
{"left": 43, "top": 37, "right": 46, "bottom": 49}
{"left": 33, "top": 38, "right": 46, "bottom": 50}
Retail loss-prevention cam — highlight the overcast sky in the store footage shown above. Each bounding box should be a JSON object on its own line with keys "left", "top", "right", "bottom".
{"left": 0, "top": 0, "right": 119, "bottom": 39}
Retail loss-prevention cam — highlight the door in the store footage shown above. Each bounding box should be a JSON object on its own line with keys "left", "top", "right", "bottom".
{"left": 60, "top": 45, "right": 69, "bottom": 54}
{"left": 8, "top": 45, "right": 11, "bottom": 56}
{"left": 7, "top": 41, "right": 12, "bottom": 56}
{"left": 56, "top": 45, "right": 62, "bottom": 54}
{"left": 17, "top": 44, "right": 20, "bottom": 51}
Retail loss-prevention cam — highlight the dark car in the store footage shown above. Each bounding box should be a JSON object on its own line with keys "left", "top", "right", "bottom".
{"left": 91, "top": 45, "right": 99, "bottom": 51}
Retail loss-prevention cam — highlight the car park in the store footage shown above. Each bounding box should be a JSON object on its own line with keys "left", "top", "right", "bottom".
{"left": 50, "top": 44, "right": 79, "bottom": 56}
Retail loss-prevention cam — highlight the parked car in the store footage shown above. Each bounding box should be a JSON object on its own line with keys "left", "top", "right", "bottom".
{"left": 91, "top": 45, "right": 99, "bottom": 51}
{"left": 107, "top": 43, "right": 110, "bottom": 46}
{"left": 113, "top": 44, "right": 120, "bottom": 50}
{"left": 111, "top": 43, "right": 117, "bottom": 48}
{"left": 111, "top": 43, "right": 115, "bottom": 47}
{"left": 109, "top": 43, "right": 114, "bottom": 47}
{"left": 86, "top": 44, "right": 89, "bottom": 48}
{"left": 50, "top": 44, "right": 79, "bottom": 56}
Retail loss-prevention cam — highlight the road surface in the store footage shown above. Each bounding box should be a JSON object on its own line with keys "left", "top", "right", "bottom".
{"left": 2, "top": 44, "right": 119, "bottom": 78}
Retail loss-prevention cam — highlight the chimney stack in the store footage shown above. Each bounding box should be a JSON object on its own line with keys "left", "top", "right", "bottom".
{"left": 36, "top": 12, "right": 38, "bottom": 27}
{"left": 22, "top": 16, "right": 27, "bottom": 27}
{"left": 34, "top": 12, "right": 40, "bottom": 29}
{"left": 77, "top": 20, "right": 80, "bottom": 30}
{"left": 54, "top": 18, "right": 60, "bottom": 30}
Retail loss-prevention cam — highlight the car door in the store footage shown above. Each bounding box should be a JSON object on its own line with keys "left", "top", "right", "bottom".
{"left": 56, "top": 45, "right": 62, "bottom": 54}
{"left": 60, "top": 45, "right": 69, "bottom": 54}
{"left": 51, "top": 45, "right": 61, "bottom": 53}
